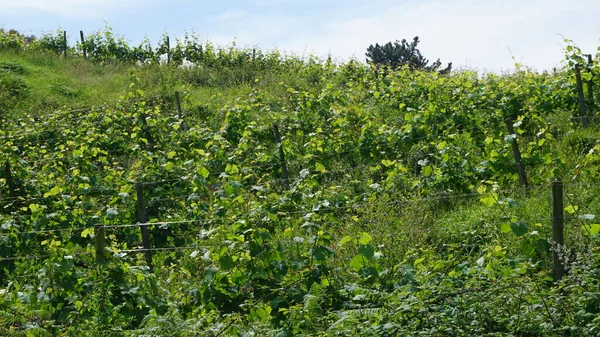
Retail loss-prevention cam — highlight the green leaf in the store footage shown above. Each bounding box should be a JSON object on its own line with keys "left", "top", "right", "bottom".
{"left": 500, "top": 222, "right": 511, "bottom": 233}
{"left": 219, "top": 254, "right": 235, "bottom": 270}
{"left": 167, "top": 151, "right": 176, "bottom": 159}
{"left": 311, "top": 246, "right": 335, "bottom": 261}
{"left": 358, "top": 266, "right": 379, "bottom": 280}
{"left": 350, "top": 255, "right": 365, "bottom": 271}
{"left": 414, "top": 257, "right": 425, "bottom": 267}
{"left": 480, "top": 195, "right": 496, "bottom": 207}
{"left": 519, "top": 240, "right": 535, "bottom": 256}
{"left": 583, "top": 224, "right": 600, "bottom": 236}
{"left": 358, "top": 244, "right": 375, "bottom": 260}
{"left": 44, "top": 186, "right": 62, "bottom": 198}
{"left": 270, "top": 296, "right": 285, "bottom": 309}
{"left": 534, "top": 238, "right": 550, "bottom": 255}
{"left": 225, "top": 164, "right": 239, "bottom": 174}
{"left": 81, "top": 227, "right": 93, "bottom": 238}
{"left": 381, "top": 159, "right": 396, "bottom": 167}
{"left": 25, "top": 327, "right": 52, "bottom": 337}
{"left": 565, "top": 205, "right": 579, "bottom": 214}
{"left": 339, "top": 235, "right": 353, "bottom": 246}
{"left": 315, "top": 162, "right": 326, "bottom": 173}
{"left": 197, "top": 166, "right": 209, "bottom": 178}
{"left": 59, "top": 257, "right": 74, "bottom": 273}
{"left": 359, "top": 232, "right": 373, "bottom": 245}
{"left": 510, "top": 222, "right": 528, "bottom": 237}
{"left": 423, "top": 165, "right": 433, "bottom": 176}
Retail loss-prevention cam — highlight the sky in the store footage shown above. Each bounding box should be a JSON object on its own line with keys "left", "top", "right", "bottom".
{"left": 1, "top": 0, "right": 599, "bottom": 72}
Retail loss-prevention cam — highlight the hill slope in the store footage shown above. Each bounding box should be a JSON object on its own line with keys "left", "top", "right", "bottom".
{"left": 1, "top": 30, "right": 600, "bottom": 336}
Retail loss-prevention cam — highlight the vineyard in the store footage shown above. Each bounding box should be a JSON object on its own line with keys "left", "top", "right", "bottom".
{"left": 1, "top": 28, "right": 600, "bottom": 336}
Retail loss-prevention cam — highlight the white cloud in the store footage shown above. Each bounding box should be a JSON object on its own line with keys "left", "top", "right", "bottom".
{"left": 265, "top": 0, "right": 600, "bottom": 71}
{"left": 214, "top": 10, "right": 248, "bottom": 22}
{"left": 0, "top": 0, "right": 147, "bottom": 18}
{"left": 203, "top": 12, "right": 304, "bottom": 48}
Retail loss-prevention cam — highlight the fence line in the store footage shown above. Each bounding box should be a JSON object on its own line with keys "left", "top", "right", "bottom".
{"left": 0, "top": 246, "right": 199, "bottom": 262}
{"left": 0, "top": 170, "right": 592, "bottom": 209}
{"left": 1, "top": 164, "right": 597, "bottom": 210}
{"left": 1, "top": 128, "right": 580, "bottom": 186}
{"left": 102, "top": 218, "right": 216, "bottom": 230}
{"left": 2, "top": 113, "right": 153, "bottom": 141}
{"left": 1, "top": 210, "right": 593, "bottom": 263}
{"left": 7, "top": 95, "right": 164, "bottom": 123}
{"left": 0, "top": 186, "right": 594, "bottom": 239}
{"left": 11, "top": 226, "right": 91, "bottom": 236}
{"left": 0, "top": 251, "right": 92, "bottom": 262}
{"left": 0, "top": 182, "right": 569, "bottom": 235}
{"left": 118, "top": 246, "right": 196, "bottom": 254}
{"left": 1, "top": 115, "right": 586, "bottom": 190}
{"left": 0, "top": 187, "right": 117, "bottom": 206}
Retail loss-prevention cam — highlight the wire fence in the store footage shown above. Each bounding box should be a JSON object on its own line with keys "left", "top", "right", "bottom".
{"left": 1, "top": 143, "right": 598, "bottom": 204}
{"left": 2, "top": 166, "right": 599, "bottom": 222}
{"left": 6, "top": 95, "right": 165, "bottom": 124}
{"left": 1, "top": 179, "right": 597, "bottom": 263}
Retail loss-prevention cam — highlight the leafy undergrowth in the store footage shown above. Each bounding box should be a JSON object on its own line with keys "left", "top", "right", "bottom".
{"left": 0, "top": 29, "right": 600, "bottom": 336}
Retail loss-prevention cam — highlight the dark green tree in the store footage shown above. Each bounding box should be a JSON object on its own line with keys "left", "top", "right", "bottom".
{"left": 366, "top": 36, "right": 452, "bottom": 74}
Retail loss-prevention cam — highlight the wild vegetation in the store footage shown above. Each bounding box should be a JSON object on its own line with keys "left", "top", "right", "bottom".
{"left": 366, "top": 36, "right": 452, "bottom": 73}
{"left": 0, "top": 28, "right": 600, "bottom": 336}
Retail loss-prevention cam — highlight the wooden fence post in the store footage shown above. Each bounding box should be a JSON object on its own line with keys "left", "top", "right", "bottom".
{"left": 136, "top": 183, "right": 153, "bottom": 272}
{"left": 575, "top": 64, "right": 589, "bottom": 127}
{"left": 63, "top": 31, "right": 67, "bottom": 58}
{"left": 138, "top": 111, "right": 155, "bottom": 151}
{"left": 4, "top": 162, "right": 17, "bottom": 199}
{"left": 95, "top": 224, "right": 105, "bottom": 264}
{"left": 552, "top": 181, "right": 565, "bottom": 281}
{"left": 505, "top": 119, "right": 528, "bottom": 188}
{"left": 175, "top": 91, "right": 185, "bottom": 130}
{"left": 80, "top": 30, "right": 86, "bottom": 59}
{"left": 587, "top": 54, "right": 595, "bottom": 114}
{"left": 166, "top": 36, "right": 171, "bottom": 65}
{"left": 175, "top": 91, "right": 182, "bottom": 120}
{"left": 273, "top": 124, "right": 289, "bottom": 189}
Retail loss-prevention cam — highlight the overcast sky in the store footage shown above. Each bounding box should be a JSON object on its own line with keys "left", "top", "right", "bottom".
{"left": 1, "top": 0, "right": 599, "bottom": 72}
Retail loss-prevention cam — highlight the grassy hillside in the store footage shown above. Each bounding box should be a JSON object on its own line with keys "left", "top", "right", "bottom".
{"left": 1, "top": 29, "right": 600, "bottom": 336}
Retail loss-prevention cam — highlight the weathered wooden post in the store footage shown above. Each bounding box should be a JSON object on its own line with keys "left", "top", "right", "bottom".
{"left": 63, "top": 31, "right": 67, "bottom": 58}
{"left": 273, "top": 124, "right": 289, "bottom": 189}
{"left": 175, "top": 91, "right": 186, "bottom": 130}
{"left": 587, "top": 54, "right": 595, "bottom": 114}
{"left": 505, "top": 119, "right": 528, "bottom": 188}
{"left": 552, "top": 181, "right": 565, "bottom": 281}
{"left": 4, "top": 162, "right": 17, "bottom": 199}
{"left": 166, "top": 36, "right": 171, "bottom": 65}
{"left": 136, "top": 183, "right": 153, "bottom": 272}
{"left": 575, "top": 64, "right": 589, "bottom": 127}
{"left": 80, "top": 30, "right": 87, "bottom": 59}
{"left": 95, "top": 224, "right": 106, "bottom": 264}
